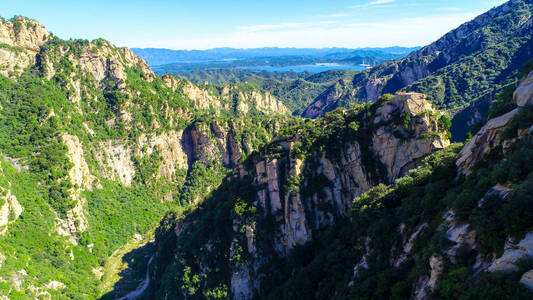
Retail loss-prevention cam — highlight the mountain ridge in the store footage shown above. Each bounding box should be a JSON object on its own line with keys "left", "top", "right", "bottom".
{"left": 0, "top": 3, "right": 532, "bottom": 300}
{"left": 297, "top": 0, "right": 532, "bottom": 139}
{"left": 131, "top": 47, "right": 420, "bottom": 67}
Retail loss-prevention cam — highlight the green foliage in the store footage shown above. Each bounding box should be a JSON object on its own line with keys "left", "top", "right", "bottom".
{"left": 282, "top": 175, "right": 303, "bottom": 195}
{"left": 204, "top": 284, "right": 229, "bottom": 300}
{"left": 179, "top": 162, "right": 229, "bottom": 205}
{"left": 503, "top": 107, "right": 533, "bottom": 139}
{"left": 489, "top": 87, "right": 517, "bottom": 119}
{"left": 435, "top": 266, "right": 533, "bottom": 300}
{"left": 377, "top": 94, "right": 395, "bottom": 104}
{"left": 0, "top": 43, "right": 24, "bottom": 53}
{"left": 403, "top": 4, "right": 533, "bottom": 110}
{"left": 133, "top": 151, "right": 163, "bottom": 185}
{"left": 439, "top": 114, "right": 452, "bottom": 132}
{"left": 522, "top": 59, "right": 533, "bottom": 76}
{"left": 254, "top": 137, "right": 533, "bottom": 299}
{"left": 348, "top": 121, "right": 360, "bottom": 132}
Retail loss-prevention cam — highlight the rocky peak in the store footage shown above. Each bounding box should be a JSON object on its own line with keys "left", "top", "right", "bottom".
{"left": 0, "top": 16, "right": 50, "bottom": 77}
{"left": 374, "top": 93, "right": 434, "bottom": 123}
{"left": 0, "top": 16, "right": 49, "bottom": 52}
{"left": 373, "top": 93, "right": 450, "bottom": 181}
{"left": 412, "top": 0, "right": 529, "bottom": 61}
{"left": 301, "top": 0, "right": 533, "bottom": 120}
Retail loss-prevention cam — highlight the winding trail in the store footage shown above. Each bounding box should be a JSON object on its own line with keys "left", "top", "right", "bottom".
{"left": 118, "top": 256, "right": 154, "bottom": 300}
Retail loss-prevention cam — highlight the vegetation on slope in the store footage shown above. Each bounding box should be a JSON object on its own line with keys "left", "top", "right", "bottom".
{"left": 0, "top": 17, "right": 297, "bottom": 299}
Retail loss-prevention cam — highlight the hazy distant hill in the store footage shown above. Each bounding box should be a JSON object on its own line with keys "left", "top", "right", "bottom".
{"left": 131, "top": 47, "right": 420, "bottom": 67}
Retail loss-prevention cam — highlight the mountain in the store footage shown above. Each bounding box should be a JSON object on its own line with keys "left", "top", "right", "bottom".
{"left": 0, "top": 16, "right": 296, "bottom": 299}
{"left": 288, "top": 0, "right": 533, "bottom": 140}
{"left": 131, "top": 47, "right": 420, "bottom": 67}
{"left": 169, "top": 69, "right": 314, "bottom": 85}
{"left": 1, "top": 2, "right": 533, "bottom": 300}
{"left": 145, "top": 66, "right": 533, "bottom": 300}
{"left": 173, "top": 69, "right": 360, "bottom": 115}
{"left": 162, "top": 0, "right": 533, "bottom": 141}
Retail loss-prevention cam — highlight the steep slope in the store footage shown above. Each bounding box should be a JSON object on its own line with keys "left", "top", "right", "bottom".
{"left": 0, "top": 16, "right": 293, "bottom": 299}
{"left": 146, "top": 93, "right": 451, "bottom": 299}
{"left": 147, "top": 68, "right": 533, "bottom": 300}
{"left": 300, "top": 0, "right": 533, "bottom": 138}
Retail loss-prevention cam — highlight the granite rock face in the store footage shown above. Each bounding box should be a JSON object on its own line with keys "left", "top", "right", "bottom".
{"left": 224, "top": 93, "right": 449, "bottom": 299}
{"left": 162, "top": 74, "right": 288, "bottom": 116}
{"left": 457, "top": 70, "right": 533, "bottom": 174}
{"left": 0, "top": 16, "right": 50, "bottom": 77}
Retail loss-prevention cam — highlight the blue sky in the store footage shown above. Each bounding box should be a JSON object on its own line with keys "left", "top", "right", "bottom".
{"left": 3, "top": 0, "right": 507, "bottom": 49}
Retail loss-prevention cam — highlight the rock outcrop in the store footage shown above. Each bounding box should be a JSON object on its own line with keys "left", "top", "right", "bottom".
{"left": 0, "top": 185, "right": 23, "bottom": 235}
{"left": 373, "top": 93, "right": 450, "bottom": 181}
{"left": 224, "top": 93, "right": 448, "bottom": 298}
{"left": 137, "top": 130, "right": 188, "bottom": 180}
{"left": 514, "top": 71, "right": 533, "bottom": 107}
{"left": 457, "top": 71, "right": 533, "bottom": 173}
{"left": 414, "top": 254, "right": 444, "bottom": 300}
{"left": 488, "top": 232, "right": 533, "bottom": 272}
{"left": 147, "top": 92, "right": 451, "bottom": 300}
{"left": 162, "top": 74, "right": 288, "bottom": 116}
{"left": 456, "top": 109, "right": 519, "bottom": 174}
{"left": 62, "top": 134, "right": 98, "bottom": 191}
{"left": 521, "top": 270, "right": 533, "bottom": 291}
{"left": 0, "top": 16, "right": 50, "bottom": 77}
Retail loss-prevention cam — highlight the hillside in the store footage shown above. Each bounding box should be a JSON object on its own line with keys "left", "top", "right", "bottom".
{"left": 0, "top": 16, "right": 296, "bottom": 299}
{"left": 145, "top": 68, "right": 533, "bottom": 300}
{"left": 282, "top": 0, "right": 533, "bottom": 140}
{"left": 173, "top": 69, "right": 360, "bottom": 115}
{"left": 171, "top": 69, "right": 313, "bottom": 85}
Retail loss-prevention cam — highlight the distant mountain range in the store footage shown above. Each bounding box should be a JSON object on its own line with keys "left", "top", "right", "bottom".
{"left": 131, "top": 46, "right": 421, "bottom": 67}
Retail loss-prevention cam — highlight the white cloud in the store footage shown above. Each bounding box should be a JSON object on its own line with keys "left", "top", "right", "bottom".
{"left": 350, "top": 0, "right": 397, "bottom": 9}
{"left": 239, "top": 22, "right": 305, "bottom": 32}
{"left": 132, "top": 11, "right": 485, "bottom": 50}
{"left": 436, "top": 7, "right": 462, "bottom": 12}
{"left": 320, "top": 12, "right": 351, "bottom": 18}
{"left": 369, "top": 0, "right": 396, "bottom": 5}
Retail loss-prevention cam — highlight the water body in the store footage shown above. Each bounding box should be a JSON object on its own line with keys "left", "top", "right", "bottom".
{"left": 238, "top": 64, "right": 367, "bottom": 73}
{"left": 153, "top": 64, "right": 368, "bottom": 74}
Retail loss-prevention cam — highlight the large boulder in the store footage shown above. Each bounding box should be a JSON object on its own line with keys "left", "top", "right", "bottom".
{"left": 456, "top": 109, "right": 519, "bottom": 174}
{"left": 457, "top": 70, "right": 533, "bottom": 174}
{"left": 514, "top": 71, "right": 533, "bottom": 107}
{"left": 488, "top": 232, "right": 533, "bottom": 272}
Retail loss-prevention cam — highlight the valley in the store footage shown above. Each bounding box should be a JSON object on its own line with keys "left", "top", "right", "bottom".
{"left": 0, "top": 0, "right": 532, "bottom": 299}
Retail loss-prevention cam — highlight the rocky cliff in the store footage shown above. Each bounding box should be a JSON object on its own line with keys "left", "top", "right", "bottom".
{"left": 145, "top": 71, "right": 533, "bottom": 299}
{"left": 0, "top": 15, "right": 292, "bottom": 236}
{"left": 147, "top": 93, "right": 451, "bottom": 299}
